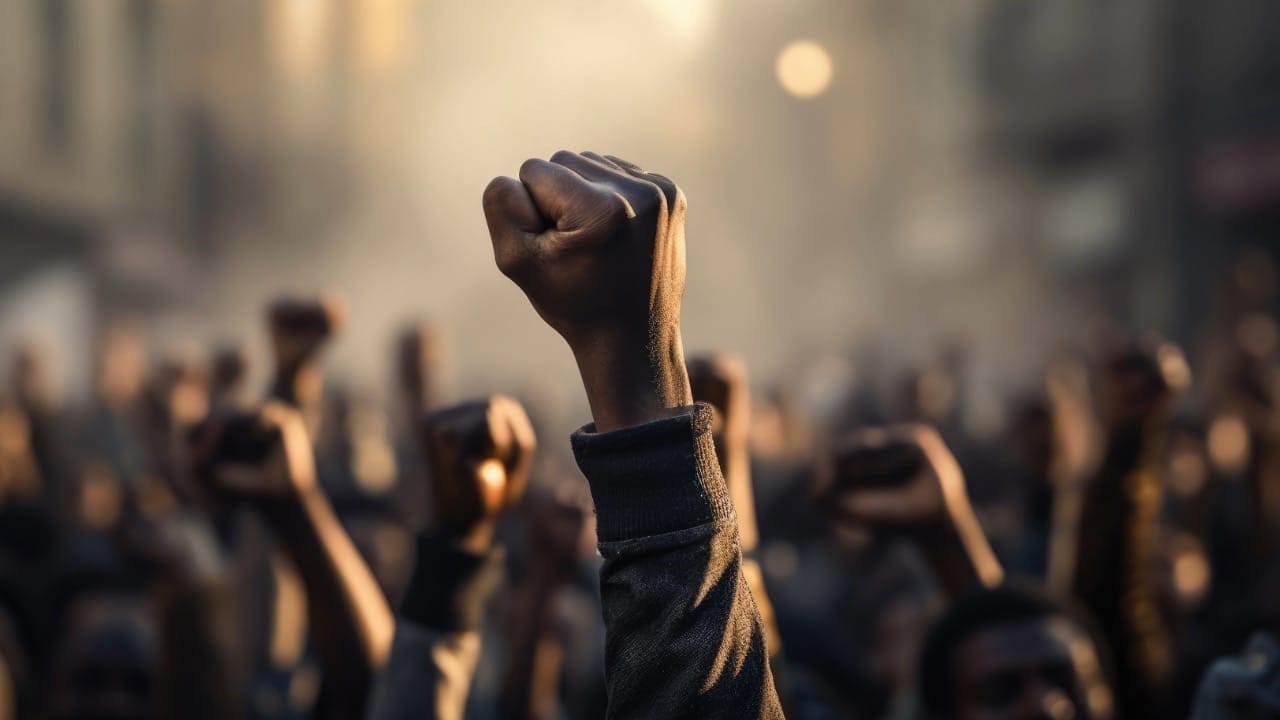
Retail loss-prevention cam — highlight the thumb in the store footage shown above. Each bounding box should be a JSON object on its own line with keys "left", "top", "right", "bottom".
{"left": 483, "top": 176, "right": 543, "bottom": 278}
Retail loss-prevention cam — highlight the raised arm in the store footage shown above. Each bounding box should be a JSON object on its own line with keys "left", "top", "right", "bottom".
{"left": 189, "top": 404, "right": 393, "bottom": 719}
{"left": 483, "top": 150, "right": 783, "bottom": 719}
{"left": 266, "top": 296, "right": 345, "bottom": 434}
{"left": 814, "top": 424, "right": 1004, "bottom": 598}
{"left": 370, "top": 395, "right": 534, "bottom": 720}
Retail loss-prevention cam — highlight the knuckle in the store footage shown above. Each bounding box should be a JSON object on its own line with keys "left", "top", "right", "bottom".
{"left": 628, "top": 183, "right": 664, "bottom": 216}
{"left": 550, "top": 149, "right": 578, "bottom": 165}
{"left": 517, "top": 157, "right": 545, "bottom": 183}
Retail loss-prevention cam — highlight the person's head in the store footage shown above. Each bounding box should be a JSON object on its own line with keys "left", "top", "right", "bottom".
{"left": 43, "top": 568, "right": 155, "bottom": 720}
{"left": 920, "top": 584, "right": 1112, "bottom": 720}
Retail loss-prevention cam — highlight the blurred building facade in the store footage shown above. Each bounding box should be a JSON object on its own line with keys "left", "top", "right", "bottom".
{"left": 974, "top": 0, "right": 1280, "bottom": 345}
{"left": 0, "top": 0, "right": 1278, "bottom": 399}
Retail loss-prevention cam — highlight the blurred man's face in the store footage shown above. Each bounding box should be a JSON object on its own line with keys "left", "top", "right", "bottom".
{"left": 47, "top": 594, "right": 156, "bottom": 720}
{"left": 952, "top": 616, "right": 1111, "bottom": 720}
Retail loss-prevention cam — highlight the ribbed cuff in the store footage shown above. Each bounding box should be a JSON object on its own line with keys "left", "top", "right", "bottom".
{"left": 571, "top": 403, "right": 735, "bottom": 543}
{"left": 399, "top": 530, "right": 504, "bottom": 632}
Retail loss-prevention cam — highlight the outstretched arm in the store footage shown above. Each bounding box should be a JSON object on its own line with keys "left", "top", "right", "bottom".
{"left": 190, "top": 404, "right": 393, "bottom": 719}
{"left": 815, "top": 424, "right": 1004, "bottom": 598}
{"left": 370, "top": 395, "right": 535, "bottom": 720}
{"left": 484, "top": 150, "right": 783, "bottom": 719}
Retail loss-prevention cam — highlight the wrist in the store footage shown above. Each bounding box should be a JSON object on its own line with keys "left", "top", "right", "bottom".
{"left": 255, "top": 485, "right": 331, "bottom": 551}
{"left": 571, "top": 325, "right": 692, "bottom": 433}
{"left": 271, "top": 362, "right": 321, "bottom": 406}
{"left": 432, "top": 517, "right": 497, "bottom": 554}
{"left": 919, "top": 507, "right": 1003, "bottom": 591}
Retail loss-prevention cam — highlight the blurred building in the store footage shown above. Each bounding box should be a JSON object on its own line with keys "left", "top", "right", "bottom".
{"left": 975, "top": 0, "right": 1280, "bottom": 343}
{"left": 0, "top": 0, "right": 411, "bottom": 388}
{"left": 1, "top": 0, "right": 1278, "bottom": 399}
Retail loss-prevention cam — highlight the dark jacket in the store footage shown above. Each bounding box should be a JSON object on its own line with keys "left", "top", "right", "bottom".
{"left": 370, "top": 403, "right": 785, "bottom": 719}
{"left": 572, "top": 403, "right": 785, "bottom": 719}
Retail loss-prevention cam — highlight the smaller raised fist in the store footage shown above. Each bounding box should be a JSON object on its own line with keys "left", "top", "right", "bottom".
{"left": 420, "top": 395, "right": 536, "bottom": 551}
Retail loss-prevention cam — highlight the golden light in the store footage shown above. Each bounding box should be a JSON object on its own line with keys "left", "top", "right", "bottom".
{"left": 776, "top": 40, "right": 834, "bottom": 99}
{"left": 643, "top": 0, "right": 716, "bottom": 40}
{"left": 1207, "top": 413, "right": 1250, "bottom": 475}
{"left": 354, "top": 0, "right": 411, "bottom": 77}
{"left": 271, "top": 0, "right": 333, "bottom": 79}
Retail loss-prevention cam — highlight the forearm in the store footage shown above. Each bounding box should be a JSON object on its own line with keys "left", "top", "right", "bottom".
{"left": 571, "top": 330, "right": 691, "bottom": 433}
{"left": 917, "top": 509, "right": 1005, "bottom": 597}
{"left": 270, "top": 362, "right": 323, "bottom": 412}
{"left": 259, "top": 491, "right": 394, "bottom": 715}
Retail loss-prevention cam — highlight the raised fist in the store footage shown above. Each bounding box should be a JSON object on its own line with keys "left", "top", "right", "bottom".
{"left": 483, "top": 151, "right": 691, "bottom": 431}
{"left": 268, "top": 295, "right": 346, "bottom": 374}
{"left": 815, "top": 425, "right": 967, "bottom": 532}
{"left": 186, "top": 402, "right": 318, "bottom": 502}
{"left": 420, "top": 395, "right": 536, "bottom": 550}
{"left": 816, "top": 424, "right": 1004, "bottom": 591}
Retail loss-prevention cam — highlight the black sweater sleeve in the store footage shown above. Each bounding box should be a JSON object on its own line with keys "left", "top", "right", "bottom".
{"left": 367, "top": 532, "right": 504, "bottom": 720}
{"left": 572, "top": 403, "right": 785, "bottom": 720}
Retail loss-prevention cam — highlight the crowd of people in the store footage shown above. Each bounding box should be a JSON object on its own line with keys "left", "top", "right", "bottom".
{"left": 0, "top": 150, "right": 1277, "bottom": 719}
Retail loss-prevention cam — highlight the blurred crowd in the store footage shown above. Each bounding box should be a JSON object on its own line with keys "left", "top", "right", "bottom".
{"left": 0, "top": 233, "right": 1279, "bottom": 720}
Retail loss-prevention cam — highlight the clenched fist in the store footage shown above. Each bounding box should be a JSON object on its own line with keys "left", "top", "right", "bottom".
{"left": 268, "top": 295, "right": 346, "bottom": 377}
{"left": 420, "top": 395, "right": 536, "bottom": 551}
{"left": 187, "top": 402, "right": 318, "bottom": 502}
{"left": 815, "top": 424, "right": 1003, "bottom": 592}
{"left": 483, "top": 151, "right": 692, "bottom": 432}
{"left": 816, "top": 425, "right": 964, "bottom": 532}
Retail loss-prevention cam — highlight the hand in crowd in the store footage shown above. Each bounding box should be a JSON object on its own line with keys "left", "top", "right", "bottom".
{"left": 188, "top": 402, "right": 317, "bottom": 502}
{"left": 484, "top": 151, "right": 691, "bottom": 431}
{"left": 268, "top": 295, "right": 345, "bottom": 424}
{"left": 268, "top": 296, "right": 346, "bottom": 375}
{"left": 816, "top": 424, "right": 1004, "bottom": 594}
{"left": 188, "top": 402, "right": 393, "bottom": 718}
{"left": 419, "top": 394, "right": 536, "bottom": 552}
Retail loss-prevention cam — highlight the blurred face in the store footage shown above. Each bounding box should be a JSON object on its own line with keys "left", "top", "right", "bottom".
{"left": 47, "top": 594, "right": 156, "bottom": 720}
{"left": 952, "top": 617, "right": 1111, "bottom": 720}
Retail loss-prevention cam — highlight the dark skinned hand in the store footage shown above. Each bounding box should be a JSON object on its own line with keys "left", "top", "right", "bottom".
{"left": 187, "top": 402, "right": 318, "bottom": 503}
{"left": 268, "top": 295, "right": 346, "bottom": 377}
{"left": 814, "top": 424, "right": 1004, "bottom": 592}
{"left": 483, "top": 151, "right": 691, "bottom": 432}
{"left": 420, "top": 395, "right": 536, "bottom": 552}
